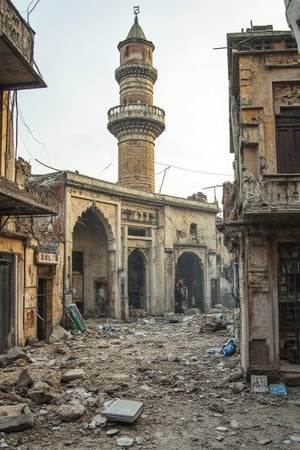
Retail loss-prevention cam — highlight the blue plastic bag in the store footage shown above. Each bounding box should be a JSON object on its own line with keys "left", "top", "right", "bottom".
{"left": 221, "top": 339, "right": 236, "bottom": 356}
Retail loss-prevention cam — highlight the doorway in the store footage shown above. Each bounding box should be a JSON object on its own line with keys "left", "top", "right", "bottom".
{"left": 37, "top": 278, "right": 47, "bottom": 341}
{"left": 175, "top": 252, "right": 204, "bottom": 311}
{"left": 128, "top": 250, "right": 145, "bottom": 309}
{"left": 0, "top": 254, "right": 12, "bottom": 352}
{"left": 278, "top": 243, "right": 300, "bottom": 364}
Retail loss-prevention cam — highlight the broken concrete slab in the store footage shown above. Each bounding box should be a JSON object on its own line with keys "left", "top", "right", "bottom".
{"left": 0, "top": 404, "right": 34, "bottom": 432}
{"left": 102, "top": 399, "right": 143, "bottom": 423}
{"left": 61, "top": 368, "right": 85, "bottom": 382}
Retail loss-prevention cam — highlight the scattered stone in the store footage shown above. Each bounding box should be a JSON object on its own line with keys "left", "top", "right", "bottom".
{"left": 289, "top": 435, "right": 300, "bottom": 443}
{"left": 258, "top": 437, "right": 272, "bottom": 445}
{"left": 167, "top": 353, "right": 178, "bottom": 362}
{"left": 28, "top": 381, "right": 55, "bottom": 404}
{"left": 209, "top": 402, "right": 225, "bottom": 414}
{"left": 116, "top": 437, "right": 134, "bottom": 447}
{"left": 16, "top": 368, "right": 34, "bottom": 388}
{"left": 231, "top": 381, "right": 247, "bottom": 393}
{"left": 185, "top": 382, "right": 196, "bottom": 393}
{"left": 215, "top": 426, "right": 228, "bottom": 432}
{"left": 56, "top": 404, "right": 86, "bottom": 422}
{"left": 106, "top": 428, "right": 119, "bottom": 436}
{"left": 88, "top": 414, "right": 107, "bottom": 428}
{"left": 215, "top": 435, "right": 224, "bottom": 441}
{"left": 61, "top": 369, "right": 85, "bottom": 382}
{"left": 230, "top": 419, "right": 240, "bottom": 430}
{"left": 8, "top": 346, "right": 26, "bottom": 361}
{"left": 49, "top": 325, "right": 71, "bottom": 344}
{"left": 228, "top": 367, "right": 244, "bottom": 382}
{"left": 0, "top": 404, "right": 34, "bottom": 432}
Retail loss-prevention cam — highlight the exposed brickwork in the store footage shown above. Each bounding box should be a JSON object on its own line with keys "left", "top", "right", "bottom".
{"left": 118, "top": 139, "right": 155, "bottom": 191}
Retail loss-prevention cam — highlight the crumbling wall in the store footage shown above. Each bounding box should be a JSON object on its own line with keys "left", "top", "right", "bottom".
{"left": 222, "top": 181, "right": 236, "bottom": 221}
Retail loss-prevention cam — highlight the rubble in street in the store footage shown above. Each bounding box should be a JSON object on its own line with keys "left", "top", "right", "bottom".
{"left": 0, "top": 312, "right": 299, "bottom": 449}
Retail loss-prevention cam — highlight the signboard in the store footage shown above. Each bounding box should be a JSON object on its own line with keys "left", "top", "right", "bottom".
{"left": 35, "top": 252, "right": 58, "bottom": 265}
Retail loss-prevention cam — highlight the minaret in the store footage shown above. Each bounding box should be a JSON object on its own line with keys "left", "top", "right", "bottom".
{"left": 107, "top": 8, "right": 165, "bottom": 192}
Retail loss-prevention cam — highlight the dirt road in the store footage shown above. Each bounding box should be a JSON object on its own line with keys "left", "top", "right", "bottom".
{"left": 0, "top": 314, "right": 300, "bottom": 449}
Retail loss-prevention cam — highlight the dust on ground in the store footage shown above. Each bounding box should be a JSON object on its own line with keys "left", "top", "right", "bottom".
{"left": 1, "top": 313, "right": 300, "bottom": 450}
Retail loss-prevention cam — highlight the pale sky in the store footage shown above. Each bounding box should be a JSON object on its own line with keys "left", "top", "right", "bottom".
{"left": 13, "top": 0, "right": 288, "bottom": 205}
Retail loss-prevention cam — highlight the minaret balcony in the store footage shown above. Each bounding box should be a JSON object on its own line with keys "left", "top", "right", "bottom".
{"left": 107, "top": 104, "right": 165, "bottom": 138}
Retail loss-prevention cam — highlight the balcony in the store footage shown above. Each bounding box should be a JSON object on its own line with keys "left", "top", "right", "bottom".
{"left": 242, "top": 173, "right": 300, "bottom": 224}
{"left": 0, "top": 0, "right": 46, "bottom": 89}
{"left": 108, "top": 104, "right": 165, "bottom": 124}
{"left": 107, "top": 104, "right": 165, "bottom": 138}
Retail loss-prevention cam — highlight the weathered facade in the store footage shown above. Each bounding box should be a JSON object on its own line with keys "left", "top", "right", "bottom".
{"left": 220, "top": 25, "right": 300, "bottom": 377}
{"left": 0, "top": 0, "right": 56, "bottom": 352}
{"left": 26, "top": 14, "right": 221, "bottom": 324}
{"left": 29, "top": 171, "right": 219, "bottom": 320}
{"left": 1, "top": 10, "right": 226, "bottom": 350}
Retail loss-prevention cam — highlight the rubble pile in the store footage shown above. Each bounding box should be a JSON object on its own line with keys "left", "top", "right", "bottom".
{"left": 0, "top": 313, "right": 299, "bottom": 449}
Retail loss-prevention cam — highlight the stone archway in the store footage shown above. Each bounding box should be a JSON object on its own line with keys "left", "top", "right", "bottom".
{"left": 175, "top": 252, "right": 204, "bottom": 312}
{"left": 72, "top": 207, "right": 109, "bottom": 316}
{"left": 128, "top": 249, "right": 145, "bottom": 312}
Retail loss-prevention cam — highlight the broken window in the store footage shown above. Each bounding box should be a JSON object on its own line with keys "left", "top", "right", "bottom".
{"left": 128, "top": 227, "right": 147, "bottom": 237}
{"left": 276, "top": 107, "right": 300, "bottom": 173}
{"left": 190, "top": 223, "right": 197, "bottom": 237}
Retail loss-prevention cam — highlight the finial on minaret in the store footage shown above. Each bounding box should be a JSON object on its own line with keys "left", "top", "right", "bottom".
{"left": 133, "top": 6, "right": 140, "bottom": 16}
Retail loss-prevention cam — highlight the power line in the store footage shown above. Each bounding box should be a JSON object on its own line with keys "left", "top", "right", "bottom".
{"left": 156, "top": 161, "right": 232, "bottom": 177}
{"left": 27, "top": 0, "right": 41, "bottom": 23}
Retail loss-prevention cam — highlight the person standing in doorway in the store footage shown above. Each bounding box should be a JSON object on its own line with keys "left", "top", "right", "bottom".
{"left": 175, "top": 282, "right": 183, "bottom": 313}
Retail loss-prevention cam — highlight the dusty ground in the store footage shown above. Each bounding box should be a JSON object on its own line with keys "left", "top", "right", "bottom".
{"left": 1, "top": 313, "right": 300, "bottom": 450}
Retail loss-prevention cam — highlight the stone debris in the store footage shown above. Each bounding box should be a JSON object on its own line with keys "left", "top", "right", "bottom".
{"left": 257, "top": 437, "right": 272, "bottom": 445}
{"left": 0, "top": 404, "right": 34, "bottom": 432}
{"left": 0, "top": 314, "right": 299, "bottom": 449}
{"left": 48, "top": 325, "right": 72, "bottom": 344}
{"left": 116, "top": 436, "right": 134, "bottom": 447}
{"left": 56, "top": 403, "right": 86, "bottom": 422}
{"left": 27, "top": 381, "right": 56, "bottom": 405}
{"left": 61, "top": 368, "right": 85, "bottom": 382}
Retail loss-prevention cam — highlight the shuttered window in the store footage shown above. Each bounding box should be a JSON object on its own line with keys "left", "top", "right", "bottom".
{"left": 276, "top": 107, "right": 300, "bottom": 173}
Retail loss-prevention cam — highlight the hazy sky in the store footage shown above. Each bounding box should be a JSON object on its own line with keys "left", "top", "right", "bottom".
{"left": 13, "top": 0, "right": 288, "bottom": 204}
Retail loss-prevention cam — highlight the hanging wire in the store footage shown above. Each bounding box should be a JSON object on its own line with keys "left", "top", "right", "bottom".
{"left": 26, "top": 0, "right": 41, "bottom": 23}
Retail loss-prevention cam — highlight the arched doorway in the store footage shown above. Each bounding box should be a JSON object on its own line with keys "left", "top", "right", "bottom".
{"left": 175, "top": 252, "right": 204, "bottom": 311}
{"left": 72, "top": 208, "right": 109, "bottom": 316}
{"left": 128, "top": 250, "right": 145, "bottom": 310}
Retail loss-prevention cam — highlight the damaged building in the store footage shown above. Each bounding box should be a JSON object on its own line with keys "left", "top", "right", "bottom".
{"left": 0, "top": 0, "right": 57, "bottom": 352}
{"left": 219, "top": 25, "right": 300, "bottom": 378}
{"left": 0, "top": 5, "right": 232, "bottom": 350}
{"left": 27, "top": 13, "right": 224, "bottom": 328}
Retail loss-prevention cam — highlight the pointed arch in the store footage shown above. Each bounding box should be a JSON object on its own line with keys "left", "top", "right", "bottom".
{"left": 72, "top": 206, "right": 114, "bottom": 316}
{"left": 175, "top": 252, "right": 204, "bottom": 312}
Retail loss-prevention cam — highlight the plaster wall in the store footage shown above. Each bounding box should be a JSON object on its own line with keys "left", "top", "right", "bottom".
{"left": 239, "top": 52, "right": 300, "bottom": 176}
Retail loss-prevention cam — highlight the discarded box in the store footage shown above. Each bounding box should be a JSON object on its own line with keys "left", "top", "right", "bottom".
{"left": 251, "top": 375, "right": 268, "bottom": 393}
{"left": 102, "top": 399, "right": 143, "bottom": 423}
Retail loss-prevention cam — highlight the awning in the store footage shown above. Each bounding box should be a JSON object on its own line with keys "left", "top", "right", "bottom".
{"left": 0, "top": 33, "right": 46, "bottom": 90}
{"left": 0, "top": 177, "right": 57, "bottom": 217}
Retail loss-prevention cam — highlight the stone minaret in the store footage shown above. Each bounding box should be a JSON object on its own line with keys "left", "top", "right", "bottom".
{"left": 107, "top": 10, "right": 165, "bottom": 192}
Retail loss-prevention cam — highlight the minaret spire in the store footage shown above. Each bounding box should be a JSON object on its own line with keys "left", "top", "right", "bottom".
{"left": 107, "top": 10, "right": 165, "bottom": 192}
